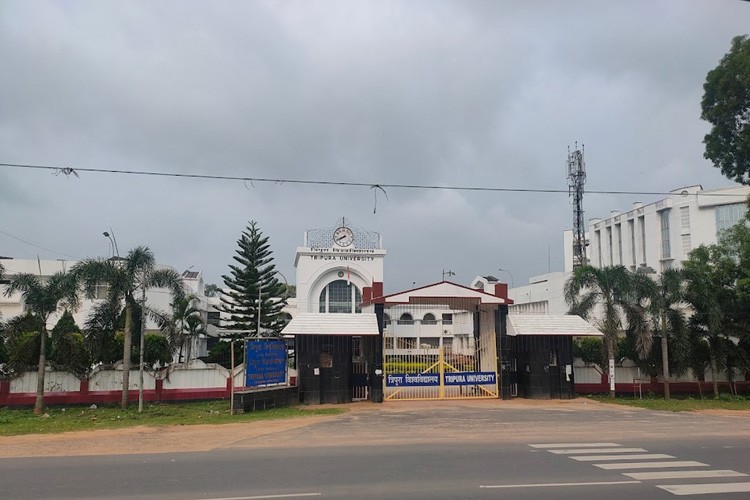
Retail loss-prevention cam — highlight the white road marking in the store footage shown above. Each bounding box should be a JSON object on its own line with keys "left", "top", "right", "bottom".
{"left": 624, "top": 469, "right": 747, "bottom": 480}
{"left": 196, "top": 494, "right": 322, "bottom": 500}
{"left": 479, "top": 480, "right": 641, "bottom": 489}
{"left": 657, "top": 482, "right": 750, "bottom": 496}
{"left": 529, "top": 442, "right": 620, "bottom": 448}
{"left": 571, "top": 454, "right": 674, "bottom": 462}
{"left": 549, "top": 448, "right": 647, "bottom": 454}
{"left": 595, "top": 461, "right": 708, "bottom": 470}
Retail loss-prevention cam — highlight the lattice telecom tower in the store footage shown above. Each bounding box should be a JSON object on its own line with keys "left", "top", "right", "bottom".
{"left": 567, "top": 143, "right": 587, "bottom": 269}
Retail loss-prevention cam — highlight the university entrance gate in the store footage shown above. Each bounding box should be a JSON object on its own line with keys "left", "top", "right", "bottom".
{"left": 380, "top": 293, "right": 503, "bottom": 401}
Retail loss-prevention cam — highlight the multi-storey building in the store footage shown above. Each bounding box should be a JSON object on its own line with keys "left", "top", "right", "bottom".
{"left": 587, "top": 184, "right": 748, "bottom": 274}
{"left": 509, "top": 183, "right": 749, "bottom": 314}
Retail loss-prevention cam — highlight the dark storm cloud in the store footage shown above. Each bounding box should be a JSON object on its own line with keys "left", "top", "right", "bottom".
{"left": 1, "top": 0, "right": 748, "bottom": 291}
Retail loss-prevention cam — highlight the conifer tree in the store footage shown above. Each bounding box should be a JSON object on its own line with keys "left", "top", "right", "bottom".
{"left": 220, "top": 221, "right": 288, "bottom": 337}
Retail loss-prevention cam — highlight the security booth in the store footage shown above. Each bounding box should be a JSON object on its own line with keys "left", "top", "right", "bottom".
{"left": 361, "top": 281, "right": 512, "bottom": 401}
{"left": 282, "top": 312, "right": 383, "bottom": 404}
{"left": 505, "top": 314, "right": 603, "bottom": 399}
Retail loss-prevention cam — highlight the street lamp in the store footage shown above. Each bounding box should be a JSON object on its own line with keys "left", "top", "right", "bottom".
{"left": 497, "top": 268, "right": 515, "bottom": 288}
{"left": 103, "top": 228, "right": 119, "bottom": 257}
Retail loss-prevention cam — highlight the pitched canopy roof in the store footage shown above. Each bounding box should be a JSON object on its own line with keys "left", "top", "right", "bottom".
{"left": 281, "top": 312, "right": 380, "bottom": 336}
{"left": 507, "top": 314, "right": 603, "bottom": 337}
{"left": 377, "top": 281, "right": 511, "bottom": 305}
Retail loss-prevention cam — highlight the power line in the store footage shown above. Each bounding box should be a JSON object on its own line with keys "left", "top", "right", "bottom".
{"left": 0, "top": 228, "right": 79, "bottom": 259}
{"left": 0, "top": 161, "right": 743, "bottom": 197}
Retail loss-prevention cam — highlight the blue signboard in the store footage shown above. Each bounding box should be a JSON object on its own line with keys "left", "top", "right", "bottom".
{"left": 443, "top": 371, "right": 496, "bottom": 386}
{"left": 245, "top": 339, "right": 287, "bottom": 387}
{"left": 386, "top": 372, "right": 496, "bottom": 387}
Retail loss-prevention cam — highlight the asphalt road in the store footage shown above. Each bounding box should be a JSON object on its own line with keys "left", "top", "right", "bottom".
{"left": 2, "top": 402, "right": 749, "bottom": 499}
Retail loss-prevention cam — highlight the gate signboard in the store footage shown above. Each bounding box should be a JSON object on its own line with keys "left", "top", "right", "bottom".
{"left": 245, "top": 339, "right": 287, "bottom": 387}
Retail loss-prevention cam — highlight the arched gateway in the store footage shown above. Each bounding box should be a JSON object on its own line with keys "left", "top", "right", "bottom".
{"left": 281, "top": 218, "right": 513, "bottom": 403}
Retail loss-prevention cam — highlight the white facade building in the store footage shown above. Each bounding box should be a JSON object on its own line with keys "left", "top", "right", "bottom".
{"left": 588, "top": 184, "right": 748, "bottom": 273}
{"left": 0, "top": 257, "right": 208, "bottom": 358}
{"left": 509, "top": 183, "right": 750, "bottom": 313}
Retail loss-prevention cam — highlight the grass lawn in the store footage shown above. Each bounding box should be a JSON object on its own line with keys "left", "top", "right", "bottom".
{"left": 0, "top": 401, "right": 346, "bottom": 436}
{"left": 587, "top": 394, "right": 750, "bottom": 412}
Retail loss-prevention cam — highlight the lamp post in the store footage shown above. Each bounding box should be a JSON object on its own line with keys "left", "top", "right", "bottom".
{"left": 497, "top": 268, "right": 515, "bottom": 288}
{"left": 103, "top": 228, "right": 119, "bottom": 258}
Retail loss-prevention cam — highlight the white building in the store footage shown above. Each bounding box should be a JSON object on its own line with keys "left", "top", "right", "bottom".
{"left": 510, "top": 183, "right": 750, "bottom": 313}
{"left": 588, "top": 184, "right": 748, "bottom": 273}
{"left": 0, "top": 257, "right": 208, "bottom": 358}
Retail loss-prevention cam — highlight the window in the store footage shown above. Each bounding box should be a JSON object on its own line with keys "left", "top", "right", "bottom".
{"left": 318, "top": 280, "right": 362, "bottom": 314}
{"left": 94, "top": 283, "right": 110, "bottom": 300}
{"left": 383, "top": 314, "right": 391, "bottom": 326}
{"left": 207, "top": 311, "right": 221, "bottom": 326}
{"left": 639, "top": 216, "right": 646, "bottom": 264}
{"left": 680, "top": 206, "right": 691, "bottom": 231}
{"left": 397, "top": 313, "right": 414, "bottom": 325}
{"left": 615, "top": 224, "right": 623, "bottom": 265}
{"left": 628, "top": 219, "right": 636, "bottom": 267}
{"left": 422, "top": 313, "right": 437, "bottom": 325}
{"left": 595, "top": 230, "right": 602, "bottom": 267}
{"left": 420, "top": 338, "right": 440, "bottom": 348}
{"left": 607, "top": 226, "right": 613, "bottom": 265}
{"left": 660, "top": 210, "right": 671, "bottom": 259}
{"left": 385, "top": 337, "right": 394, "bottom": 350}
{"left": 681, "top": 234, "right": 692, "bottom": 255}
{"left": 716, "top": 203, "right": 748, "bottom": 237}
{"left": 441, "top": 313, "right": 453, "bottom": 325}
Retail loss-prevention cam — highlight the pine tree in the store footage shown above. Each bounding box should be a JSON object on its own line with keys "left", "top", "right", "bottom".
{"left": 220, "top": 221, "right": 288, "bottom": 337}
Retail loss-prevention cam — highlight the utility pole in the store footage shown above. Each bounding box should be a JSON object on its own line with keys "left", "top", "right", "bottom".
{"left": 138, "top": 274, "right": 147, "bottom": 413}
{"left": 567, "top": 143, "right": 587, "bottom": 269}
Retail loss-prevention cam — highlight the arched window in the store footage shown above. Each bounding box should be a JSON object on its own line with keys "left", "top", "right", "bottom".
{"left": 422, "top": 313, "right": 437, "bottom": 325}
{"left": 319, "top": 280, "right": 362, "bottom": 314}
{"left": 398, "top": 313, "right": 414, "bottom": 325}
{"left": 383, "top": 314, "right": 391, "bottom": 326}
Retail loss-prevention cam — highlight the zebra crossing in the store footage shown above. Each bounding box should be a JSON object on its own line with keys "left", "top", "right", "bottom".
{"left": 529, "top": 442, "right": 750, "bottom": 496}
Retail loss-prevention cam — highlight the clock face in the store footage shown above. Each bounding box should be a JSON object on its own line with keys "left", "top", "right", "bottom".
{"left": 333, "top": 226, "right": 354, "bottom": 247}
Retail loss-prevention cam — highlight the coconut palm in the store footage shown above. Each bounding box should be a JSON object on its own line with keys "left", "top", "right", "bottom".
{"left": 162, "top": 294, "right": 205, "bottom": 362}
{"left": 645, "top": 268, "right": 689, "bottom": 399}
{"left": 3, "top": 271, "right": 79, "bottom": 414}
{"left": 73, "top": 246, "right": 184, "bottom": 409}
{"left": 565, "top": 265, "right": 649, "bottom": 399}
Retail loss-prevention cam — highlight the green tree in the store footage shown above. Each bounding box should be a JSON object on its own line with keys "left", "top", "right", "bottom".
{"left": 74, "top": 247, "right": 184, "bottom": 409}
{"left": 683, "top": 243, "right": 741, "bottom": 397}
{"left": 83, "top": 300, "right": 123, "bottom": 364}
{"left": 161, "top": 294, "right": 205, "bottom": 362}
{"left": 565, "top": 265, "right": 649, "bottom": 398}
{"left": 50, "top": 311, "right": 91, "bottom": 379}
{"left": 3, "top": 272, "right": 79, "bottom": 414}
{"left": 220, "top": 221, "right": 287, "bottom": 337}
{"left": 701, "top": 35, "right": 750, "bottom": 185}
{"left": 645, "top": 269, "right": 690, "bottom": 399}
{"left": 204, "top": 283, "right": 220, "bottom": 297}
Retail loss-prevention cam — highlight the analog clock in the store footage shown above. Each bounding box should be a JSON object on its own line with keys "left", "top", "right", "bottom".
{"left": 333, "top": 226, "right": 354, "bottom": 247}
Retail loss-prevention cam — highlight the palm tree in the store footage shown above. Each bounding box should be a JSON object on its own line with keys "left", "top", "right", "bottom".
{"left": 646, "top": 268, "right": 689, "bottom": 400}
{"left": 73, "top": 247, "right": 184, "bottom": 409}
{"left": 3, "top": 271, "right": 79, "bottom": 415}
{"left": 163, "top": 294, "right": 205, "bottom": 362}
{"left": 565, "top": 265, "right": 648, "bottom": 399}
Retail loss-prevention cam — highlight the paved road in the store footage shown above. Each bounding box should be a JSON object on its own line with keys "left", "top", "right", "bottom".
{"left": 2, "top": 401, "right": 749, "bottom": 499}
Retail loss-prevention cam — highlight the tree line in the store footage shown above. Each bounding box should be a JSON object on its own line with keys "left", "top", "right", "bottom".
{"left": 0, "top": 220, "right": 288, "bottom": 415}
{"left": 566, "top": 216, "right": 750, "bottom": 400}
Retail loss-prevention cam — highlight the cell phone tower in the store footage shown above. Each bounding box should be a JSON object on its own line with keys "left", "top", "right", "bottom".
{"left": 567, "top": 143, "right": 587, "bottom": 269}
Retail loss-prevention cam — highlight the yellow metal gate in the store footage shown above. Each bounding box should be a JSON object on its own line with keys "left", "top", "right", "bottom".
{"left": 383, "top": 303, "right": 498, "bottom": 401}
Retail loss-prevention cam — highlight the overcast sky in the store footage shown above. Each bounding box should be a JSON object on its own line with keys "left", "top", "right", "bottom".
{"left": 1, "top": 1, "right": 748, "bottom": 292}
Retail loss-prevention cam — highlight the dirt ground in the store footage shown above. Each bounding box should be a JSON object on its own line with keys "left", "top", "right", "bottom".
{"left": 2, "top": 398, "right": 748, "bottom": 459}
